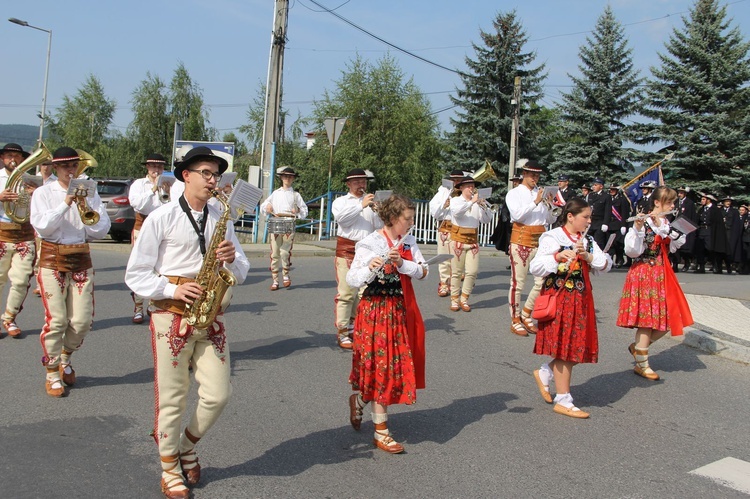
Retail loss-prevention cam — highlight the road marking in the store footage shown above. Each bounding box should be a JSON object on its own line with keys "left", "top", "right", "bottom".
{"left": 690, "top": 457, "right": 750, "bottom": 494}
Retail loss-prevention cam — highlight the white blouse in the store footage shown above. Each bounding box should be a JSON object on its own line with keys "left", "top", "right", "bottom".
{"left": 346, "top": 231, "right": 428, "bottom": 288}
{"left": 530, "top": 227, "right": 612, "bottom": 277}
{"left": 624, "top": 218, "right": 685, "bottom": 258}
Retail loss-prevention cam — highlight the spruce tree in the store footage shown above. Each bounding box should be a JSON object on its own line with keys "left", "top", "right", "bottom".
{"left": 443, "top": 10, "right": 546, "bottom": 195}
{"left": 638, "top": 0, "right": 750, "bottom": 196}
{"left": 551, "top": 6, "right": 644, "bottom": 187}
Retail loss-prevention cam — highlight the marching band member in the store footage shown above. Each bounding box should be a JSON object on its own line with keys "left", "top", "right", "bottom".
{"left": 448, "top": 176, "right": 493, "bottom": 312}
{"left": 125, "top": 147, "right": 249, "bottom": 498}
{"left": 127, "top": 153, "right": 170, "bottom": 324}
{"left": 30, "top": 146, "right": 111, "bottom": 398}
{"left": 428, "top": 169, "right": 465, "bottom": 297}
{"left": 331, "top": 168, "right": 383, "bottom": 349}
{"left": 346, "top": 194, "right": 428, "bottom": 454}
{"left": 529, "top": 198, "right": 612, "bottom": 419}
{"left": 0, "top": 143, "right": 37, "bottom": 338}
{"left": 259, "top": 167, "right": 308, "bottom": 290}
{"left": 32, "top": 159, "right": 57, "bottom": 297}
{"left": 505, "top": 159, "right": 557, "bottom": 336}
{"left": 617, "top": 186, "right": 693, "bottom": 381}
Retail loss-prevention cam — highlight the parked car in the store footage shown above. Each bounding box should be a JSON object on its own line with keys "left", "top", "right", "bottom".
{"left": 95, "top": 178, "right": 135, "bottom": 243}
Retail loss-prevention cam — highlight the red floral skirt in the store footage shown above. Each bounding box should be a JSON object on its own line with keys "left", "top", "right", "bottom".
{"left": 349, "top": 295, "right": 417, "bottom": 406}
{"left": 534, "top": 288, "right": 598, "bottom": 363}
{"left": 616, "top": 259, "right": 668, "bottom": 331}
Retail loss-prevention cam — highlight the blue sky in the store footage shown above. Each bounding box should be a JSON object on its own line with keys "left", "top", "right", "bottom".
{"left": 3, "top": 0, "right": 749, "bottom": 141}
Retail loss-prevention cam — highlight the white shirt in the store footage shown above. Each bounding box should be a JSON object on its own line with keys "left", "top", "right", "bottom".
{"left": 624, "top": 218, "right": 685, "bottom": 258}
{"left": 36, "top": 172, "right": 58, "bottom": 184}
{"left": 124, "top": 200, "right": 249, "bottom": 301}
{"left": 449, "top": 196, "right": 493, "bottom": 228}
{"left": 332, "top": 193, "right": 383, "bottom": 241}
{"left": 346, "top": 231, "right": 428, "bottom": 288}
{"left": 428, "top": 185, "right": 452, "bottom": 221}
{"left": 30, "top": 180, "right": 111, "bottom": 244}
{"left": 128, "top": 176, "right": 164, "bottom": 215}
{"left": 506, "top": 184, "right": 557, "bottom": 225}
{"left": 530, "top": 227, "right": 612, "bottom": 277}
{"left": 0, "top": 169, "right": 14, "bottom": 224}
{"left": 259, "top": 186, "right": 308, "bottom": 219}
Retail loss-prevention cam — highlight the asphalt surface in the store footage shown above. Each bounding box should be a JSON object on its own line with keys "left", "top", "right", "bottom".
{"left": 0, "top": 239, "right": 748, "bottom": 498}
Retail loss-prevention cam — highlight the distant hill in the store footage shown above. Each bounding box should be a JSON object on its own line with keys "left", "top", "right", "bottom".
{"left": 0, "top": 124, "right": 42, "bottom": 151}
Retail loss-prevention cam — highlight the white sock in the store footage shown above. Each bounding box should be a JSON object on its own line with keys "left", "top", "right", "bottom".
{"left": 554, "top": 393, "right": 574, "bottom": 408}
{"left": 539, "top": 363, "right": 553, "bottom": 384}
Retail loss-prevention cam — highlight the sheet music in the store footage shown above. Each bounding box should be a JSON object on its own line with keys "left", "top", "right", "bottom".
{"left": 227, "top": 179, "right": 263, "bottom": 216}
{"left": 424, "top": 254, "right": 454, "bottom": 265}
{"left": 374, "top": 190, "right": 392, "bottom": 202}
{"left": 671, "top": 216, "right": 698, "bottom": 235}
{"left": 477, "top": 187, "right": 492, "bottom": 200}
{"left": 157, "top": 175, "right": 176, "bottom": 188}
{"left": 542, "top": 186, "right": 559, "bottom": 199}
{"left": 217, "top": 171, "right": 237, "bottom": 189}
{"left": 603, "top": 233, "right": 617, "bottom": 253}
{"left": 65, "top": 179, "right": 97, "bottom": 197}
{"left": 442, "top": 178, "right": 453, "bottom": 190}
{"left": 22, "top": 174, "right": 44, "bottom": 188}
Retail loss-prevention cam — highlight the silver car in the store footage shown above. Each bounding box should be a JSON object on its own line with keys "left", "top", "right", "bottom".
{"left": 96, "top": 178, "right": 135, "bottom": 243}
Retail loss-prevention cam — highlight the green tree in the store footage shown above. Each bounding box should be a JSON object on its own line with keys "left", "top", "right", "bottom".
{"left": 637, "top": 0, "right": 750, "bottom": 196}
{"left": 48, "top": 74, "right": 116, "bottom": 160}
{"left": 443, "top": 10, "right": 547, "bottom": 197}
{"left": 127, "top": 72, "right": 171, "bottom": 166}
{"left": 169, "top": 62, "right": 215, "bottom": 142}
{"left": 304, "top": 54, "right": 442, "bottom": 200}
{"left": 551, "top": 6, "right": 644, "bottom": 187}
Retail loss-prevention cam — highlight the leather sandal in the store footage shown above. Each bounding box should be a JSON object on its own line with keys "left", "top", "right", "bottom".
{"left": 60, "top": 364, "right": 76, "bottom": 386}
{"left": 283, "top": 275, "right": 291, "bottom": 288}
{"left": 510, "top": 319, "right": 529, "bottom": 336}
{"left": 553, "top": 403, "right": 590, "bottom": 419}
{"left": 179, "top": 449, "right": 201, "bottom": 486}
{"left": 450, "top": 301, "right": 460, "bottom": 312}
{"left": 45, "top": 378, "right": 67, "bottom": 398}
{"left": 337, "top": 333, "right": 353, "bottom": 350}
{"left": 459, "top": 301, "right": 471, "bottom": 312}
{"left": 132, "top": 311, "right": 144, "bottom": 324}
{"left": 520, "top": 314, "right": 537, "bottom": 334}
{"left": 533, "top": 369, "right": 553, "bottom": 404}
{"left": 634, "top": 365, "right": 660, "bottom": 381}
{"left": 160, "top": 455, "right": 189, "bottom": 499}
{"left": 2, "top": 320, "right": 22, "bottom": 338}
{"left": 349, "top": 394, "right": 364, "bottom": 431}
{"left": 270, "top": 281, "right": 279, "bottom": 291}
{"left": 437, "top": 283, "right": 450, "bottom": 297}
{"left": 373, "top": 428, "right": 404, "bottom": 454}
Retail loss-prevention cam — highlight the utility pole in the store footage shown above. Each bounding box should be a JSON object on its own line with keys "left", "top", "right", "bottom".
{"left": 258, "top": 0, "right": 289, "bottom": 241}
{"left": 507, "top": 76, "right": 521, "bottom": 191}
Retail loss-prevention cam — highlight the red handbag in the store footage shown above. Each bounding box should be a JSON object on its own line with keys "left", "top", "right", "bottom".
{"left": 532, "top": 270, "right": 571, "bottom": 322}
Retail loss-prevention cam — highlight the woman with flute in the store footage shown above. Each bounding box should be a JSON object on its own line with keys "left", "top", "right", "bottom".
{"left": 617, "top": 186, "right": 693, "bottom": 381}
{"left": 345, "top": 194, "right": 428, "bottom": 454}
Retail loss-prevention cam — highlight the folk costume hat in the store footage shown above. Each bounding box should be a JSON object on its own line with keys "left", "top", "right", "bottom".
{"left": 511, "top": 174, "right": 523, "bottom": 182}
{"left": 141, "top": 153, "right": 168, "bottom": 166}
{"left": 0, "top": 143, "right": 30, "bottom": 159}
{"left": 345, "top": 168, "right": 370, "bottom": 181}
{"left": 677, "top": 185, "right": 690, "bottom": 193}
{"left": 455, "top": 176, "right": 478, "bottom": 188}
{"left": 720, "top": 195, "right": 734, "bottom": 203}
{"left": 173, "top": 146, "right": 228, "bottom": 182}
{"left": 581, "top": 184, "right": 591, "bottom": 191}
{"left": 700, "top": 192, "right": 717, "bottom": 202}
{"left": 640, "top": 180, "right": 657, "bottom": 189}
{"left": 516, "top": 158, "right": 543, "bottom": 174}
{"left": 51, "top": 146, "right": 81, "bottom": 164}
{"left": 449, "top": 169, "right": 465, "bottom": 178}
{"left": 276, "top": 166, "right": 298, "bottom": 177}
{"left": 608, "top": 184, "right": 621, "bottom": 191}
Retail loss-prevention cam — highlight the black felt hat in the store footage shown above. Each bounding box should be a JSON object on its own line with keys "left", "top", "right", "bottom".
{"left": 0, "top": 143, "right": 30, "bottom": 159}
{"left": 141, "top": 153, "right": 168, "bottom": 166}
{"left": 276, "top": 166, "right": 298, "bottom": 177}
{"left": 51, "top": 146, "right": 81, "bottom": 164}
{"left": 455, "top": 176, "right": 478, "bottom": 188}
{"left": 173, "top": 147, "right": 228, "bottom": 182}
{"left": 518, "top": 159, "right": 543, "bottom": 173}
{"left": 345, "top": 168, "right": 370, "bottom": 181}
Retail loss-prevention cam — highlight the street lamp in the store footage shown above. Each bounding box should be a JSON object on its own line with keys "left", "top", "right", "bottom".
{"left": 9, "top": 17, "right": 52, "bottom": 145}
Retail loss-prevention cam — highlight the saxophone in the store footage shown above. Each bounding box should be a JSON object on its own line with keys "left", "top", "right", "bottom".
{"left": 184, "top": 190, "right": 238, "bottom": 329}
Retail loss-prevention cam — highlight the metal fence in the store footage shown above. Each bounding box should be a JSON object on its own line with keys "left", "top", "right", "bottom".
{"left": 235, "top": 192, "right": 500, "bottom": 246}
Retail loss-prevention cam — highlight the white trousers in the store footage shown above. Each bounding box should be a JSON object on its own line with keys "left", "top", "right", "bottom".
{"left": 269, "top": 232, "right": 294, "bottom": 278}
{"left": 508, "top": 242, "right": 543, "bottom": 318}
{"left": 448, "top": 241, "right": 479, "bottom": 299}
{"left": 0, "top": 240, "right": 35, "bottom": 322}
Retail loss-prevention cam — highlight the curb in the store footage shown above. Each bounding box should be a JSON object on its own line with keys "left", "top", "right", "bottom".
{"left": 683, "top": 327, "right": 750, "bottom": 365}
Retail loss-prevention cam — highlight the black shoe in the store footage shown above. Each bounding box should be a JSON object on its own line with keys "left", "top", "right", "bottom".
{"left": 681, "top": 265, "right": 690, "bottom": 272}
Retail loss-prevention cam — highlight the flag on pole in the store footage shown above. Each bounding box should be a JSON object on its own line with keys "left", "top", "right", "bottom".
{"left": 622, "top": 153, "right": 673, "bottom": 207}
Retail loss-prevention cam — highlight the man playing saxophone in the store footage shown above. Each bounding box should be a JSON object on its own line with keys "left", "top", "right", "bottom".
{"left": 0, "top": 143, "right": 38, "bottom": 338}
{"left": 127, "top": 153, "right": 170, "bottom": 324}
{"left": 29, "top": 146, "right": 111, "bottom": 398}
{"left": 125, "top": 146, "right": 249, "bottom": 499}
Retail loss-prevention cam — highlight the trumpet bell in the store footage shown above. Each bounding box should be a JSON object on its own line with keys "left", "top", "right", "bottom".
{"left": 472, "top": 160, "right": 497, "bottom": 183}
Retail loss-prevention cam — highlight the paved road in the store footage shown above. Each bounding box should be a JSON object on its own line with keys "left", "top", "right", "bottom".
{"left": 1, "top": 242, "right": 748, "bottom": 498}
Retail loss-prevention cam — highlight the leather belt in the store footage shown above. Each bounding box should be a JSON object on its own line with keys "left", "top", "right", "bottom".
{"left": 39, "top": 240, "right": 92, "bottom": 272}
{"left": 134, "top": 212, "right": 148, "bottom": 231}
{"left": 150, "top": 275, "right": 195, "bottom": 315}
{"left": 0, "top": 221, "right": 35, "bottom": 243}
{"left": 335, "top": 236, "right": 357, "bottom": 259}
{"left": 510, "top": 222, "right": 545, "bottom": 248}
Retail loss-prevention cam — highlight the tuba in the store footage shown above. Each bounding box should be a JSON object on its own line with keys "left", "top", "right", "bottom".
{"left": 3, "top": 142, "right": 52, "bottom": 223}
{"left": 472, "top": 159, "right": 497, "bottom": 183}
{"left": 73, "top": 149, "right": 100, "bottom": 226}
{"left": 183, "top": 190, "right": 238, "bottom": 330}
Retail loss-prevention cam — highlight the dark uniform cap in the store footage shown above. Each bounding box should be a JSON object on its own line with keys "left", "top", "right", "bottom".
{"left": 173, "top": 146, "right": 229, "bottom": 182}
{"left": 592, "top": 178, "right": 604, "bottom": 186}
{"left": 557, "top": 174, "right": 570, "bottom": 181}
{"left": 0, "top": 143, "right": 30, "bottom": 159}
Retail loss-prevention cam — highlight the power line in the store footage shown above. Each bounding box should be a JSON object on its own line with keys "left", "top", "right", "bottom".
{"left": 301, "top": 0, "right": 463, "bottom": 75}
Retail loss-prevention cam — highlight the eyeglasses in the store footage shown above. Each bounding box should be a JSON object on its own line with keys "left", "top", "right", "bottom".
{"left": 188, "top": 169, "right": 222, "bottom": 181}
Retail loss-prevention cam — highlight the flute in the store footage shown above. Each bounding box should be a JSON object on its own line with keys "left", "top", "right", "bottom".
{"left": 625, "top": 209, "right": 677, "bottom": 223}
{"left": 365, "top": 228, "right": 413, "bottom": 284}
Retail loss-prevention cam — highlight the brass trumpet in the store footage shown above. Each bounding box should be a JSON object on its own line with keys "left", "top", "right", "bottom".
{"left": 155, "top": 175, "right": 170, "bottom": 203}
{"left": 540, "top": 189, "right": 563, "bottom": 217}
{"left": 73, "top": 149, "right": 100, "bottom": 225}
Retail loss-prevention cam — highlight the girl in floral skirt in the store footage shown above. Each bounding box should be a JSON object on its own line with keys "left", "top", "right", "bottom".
{"left": 345, "top": 194, "right": 428, "bottom": 453}
{"left": 529, "top": 198, "right": 612, "bottom": 419}
{"left": 617, "top": 186, "right": 693, "bottom": 380}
